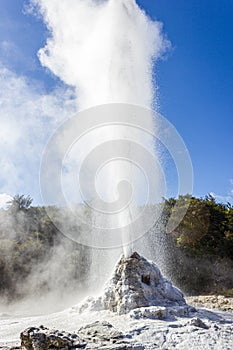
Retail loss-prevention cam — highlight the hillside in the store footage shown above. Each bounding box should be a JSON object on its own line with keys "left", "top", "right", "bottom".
{"left": 0, "top": 194, "right": 232, "bottom": 306}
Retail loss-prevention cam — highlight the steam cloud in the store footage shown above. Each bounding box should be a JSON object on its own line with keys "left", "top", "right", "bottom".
{"left": 0, "top": 65, "right": 76, "bottom": 201}
{"left": 31, "top": 1, "right": 170, "bottom": 262}
{"left": 30, "top": 0, "right": 169, "bottom": 109}
{"left": 0, "top": 0, "right": 171, "bottom": 314}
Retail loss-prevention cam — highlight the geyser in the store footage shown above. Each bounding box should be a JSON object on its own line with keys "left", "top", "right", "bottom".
{"left": 34, "top": 0, "right": 168, "bottom": 109}
{"left": 34, "top": 0, "right": 169, "bottom": 261}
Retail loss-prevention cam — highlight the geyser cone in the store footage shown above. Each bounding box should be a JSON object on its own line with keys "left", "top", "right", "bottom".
{"left": 78, "top": 252, "right": 189, "bottom": 316}
{"left": 102, "top": 252, "right": 186, "bottom": 314}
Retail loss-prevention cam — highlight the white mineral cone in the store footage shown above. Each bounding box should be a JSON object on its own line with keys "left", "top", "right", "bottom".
{"left": 78, "top": 252, "right": 188, "bottom": 315}
{"left": 101, "top": 252, "right": 186, "bottom": 314}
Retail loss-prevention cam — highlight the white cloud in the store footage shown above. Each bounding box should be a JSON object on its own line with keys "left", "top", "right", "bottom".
{"left": 210, "top": 192, "right": 232, "bottom": 204}
{"left": 230, "top": 179, "right": 233, "bottom": 194}
{"left": 0, "top": 64, "right": 77, "bottom": 203}
{"left": 210, "top": 179, "right": 233, "bottom": 204}
{"left": 0, "top": 193, "right": 13, "bottom": 209}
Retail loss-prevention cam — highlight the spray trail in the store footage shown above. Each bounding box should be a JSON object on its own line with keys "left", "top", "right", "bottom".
{"left": 33, "top": 0, "right": 169, "bottom": 261}
{"left": 31, "top": 0, "right": 168, "bottom": 109}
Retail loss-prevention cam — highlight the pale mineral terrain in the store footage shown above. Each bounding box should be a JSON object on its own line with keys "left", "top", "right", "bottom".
{"left": 0, "top": 306, "right": 233, "bottom": 350}
{"left": 186, "top": 295, "right": 233, "bottom": 312}
{"left": 0, "top": 253, "right": 232, "bottom": 350}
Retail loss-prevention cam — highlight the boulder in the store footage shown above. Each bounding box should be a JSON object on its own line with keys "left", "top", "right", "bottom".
{"left": 190, "top": 318, "right": 209, "bottom": 329}
{"left": 78, "top": 321, "right": 130, "bottom": 348}
{"left": 20, "top": 322, "right": 142, "bottom": 350}
{"left": 20, "top": 325, "right": 86, "bottom": 350}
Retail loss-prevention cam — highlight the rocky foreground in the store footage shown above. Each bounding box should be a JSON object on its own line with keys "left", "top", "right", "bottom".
{"left": 0, "top": 253, "right": 233, "bottom": 350}
{"left": 186, "top": 295, "right": 233, "bottom": 312}
{"left": 1, "top": 309, "right": 233, "bottom": 350}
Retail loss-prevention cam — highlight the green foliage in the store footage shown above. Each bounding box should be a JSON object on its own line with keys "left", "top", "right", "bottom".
{"left": 0, "top": 197, "right": 91, "bottom": 301}
{"left": 164, "top": 194, "right": 233, "bottom": 259}
{"left": 0, "top": 192, "right": 233, "bottom": 300}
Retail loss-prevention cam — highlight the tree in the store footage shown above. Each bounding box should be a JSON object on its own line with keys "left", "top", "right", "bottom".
{"left": 8, "top": 194, "right": 33, "bottom": 211}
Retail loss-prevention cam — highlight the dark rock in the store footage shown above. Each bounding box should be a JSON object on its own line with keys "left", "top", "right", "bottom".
{"left": 190, "top": 318, "right": 209, "bottom": 329}
{"left": 129, "top": 252, "right": 141, "bottom": 260}
{"left": 78, "top": 321, "right": 128, "bottom": 347}
{"left": 20, "top": 321, "right": 137, "bottom": 350}
{"left": 20, "top": 326, "right": 86, "bottom": 350}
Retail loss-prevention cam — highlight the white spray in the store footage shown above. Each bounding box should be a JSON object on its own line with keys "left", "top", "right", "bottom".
{"left": 31, "top": 0, "right": 168, "bottom": 275}
{"left": 32, "top": 0, "right": 167, "bottom": 109}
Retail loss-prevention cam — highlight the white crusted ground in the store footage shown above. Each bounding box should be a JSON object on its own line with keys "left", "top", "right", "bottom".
{"left": 0, "top": 306, "right": 233, "bottom": 349}
{"left": 0, "top": 253, "right": 232, "bottom": 349}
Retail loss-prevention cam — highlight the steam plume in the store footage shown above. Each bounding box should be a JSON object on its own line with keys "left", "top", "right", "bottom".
{"left": 30, "top": 0, "right": 168, "bottom": 109}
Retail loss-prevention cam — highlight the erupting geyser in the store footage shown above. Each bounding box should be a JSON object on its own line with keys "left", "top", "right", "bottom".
{"left": 35, "top": 0, "right": 168, "bottom": 109}
{"left": 35, "top": 0, "right": 169, "bottom": 261}
{"left": 2, "top": 2, "right": 233, "bottom": 349}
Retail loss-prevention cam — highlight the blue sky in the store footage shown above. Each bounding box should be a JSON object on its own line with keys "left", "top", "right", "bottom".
{"left": 139, "top": 0, "right": 233, "bottom": 203}
{"left": 0, "top": 0, "right": 232, "bottom": 205}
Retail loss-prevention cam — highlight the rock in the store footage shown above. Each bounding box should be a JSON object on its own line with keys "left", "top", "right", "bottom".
{"left": 78, "top": 321, "right": 127, "bottom": 346}
{"left": 20, "top": 326, "right": 86, "bottom": 350}
{"left": 190, "top": 318, "right": 209, "bottom": 329}
{"left": 186, "top": 295, "right": 233, "bottom": 312}
{"left": 80, "top": 321, "right": 142, "bottom": 349}
{"left": 130, "top": 306, "right": 167, "bottom": 320}
{"left": 130, "top": 304, "right": 194, "bottom": 320}
{"left": 78, "top": 252, "right": 188, "bottom": 315}
{"left": 167, "top": 305, "right": 195, "bottom": 318}
{"left": 20, "top": 322, "right": 142, "bottom": 350}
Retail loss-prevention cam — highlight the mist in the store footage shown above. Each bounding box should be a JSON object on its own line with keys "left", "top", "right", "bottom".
{"left": 0, "top": 0, "right": 170, "bottom": 315}
{"left": 30, "top": 0, "right": 169, "bottom": 109}
{"left": 0, "top": 204, "right": 97, "bottom": 315}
